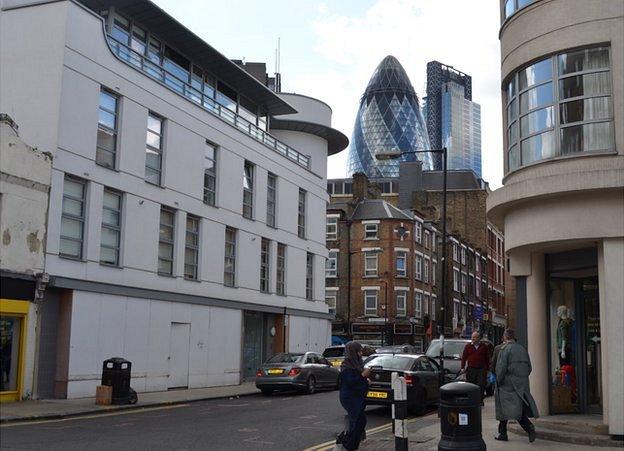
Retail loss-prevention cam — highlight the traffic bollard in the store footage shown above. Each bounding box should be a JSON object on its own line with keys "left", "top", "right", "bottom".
{"left": 392, "top": 372, "right": 408, "bottom": 451}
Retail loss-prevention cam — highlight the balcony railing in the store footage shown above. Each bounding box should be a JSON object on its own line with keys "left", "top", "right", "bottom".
{"left": 107, "top": 38, "right": 311, "bottom": 169}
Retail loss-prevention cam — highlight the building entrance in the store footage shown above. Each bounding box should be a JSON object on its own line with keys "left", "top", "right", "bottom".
{"left": 547, "top": 248, "right": 602, "bottom": 415}
{"left": 242, "top": 312, "right": 280, "bottom": 381}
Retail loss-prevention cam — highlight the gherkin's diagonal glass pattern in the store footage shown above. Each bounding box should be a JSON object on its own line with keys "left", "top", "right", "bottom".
{"left": 347, "top": 56, "right": 433, "bottom": 177}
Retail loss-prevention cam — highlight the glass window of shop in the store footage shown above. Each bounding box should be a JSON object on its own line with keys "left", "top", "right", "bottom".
{"left": 547, "top": 248, "right": 601, "bottom": 415}
{"left": 504, "top": 46, "right": 613, "bottom": 172}
{"left": 0, "top": 315, "right": 23, "bottom": 394}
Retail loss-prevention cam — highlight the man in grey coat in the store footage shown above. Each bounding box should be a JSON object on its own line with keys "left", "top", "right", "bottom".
{"left": 495, "top": 328, "right": 539, "bottom": 442}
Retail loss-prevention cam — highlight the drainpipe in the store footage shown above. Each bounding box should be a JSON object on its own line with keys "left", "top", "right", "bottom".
{"left": 346, "top": 219, "right": 352, "bottom": 339}
{"left": 31, "top": 272, "right": 49, "bottom": 400}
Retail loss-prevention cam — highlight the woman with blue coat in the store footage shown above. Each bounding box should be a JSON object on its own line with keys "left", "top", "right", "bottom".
{"left": 337, "top": 341, "right": 370, "bottom": 450}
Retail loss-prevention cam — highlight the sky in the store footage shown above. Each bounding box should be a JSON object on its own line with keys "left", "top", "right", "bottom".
{"left": 153, "top": 0, "right": 504, "bottom": 188}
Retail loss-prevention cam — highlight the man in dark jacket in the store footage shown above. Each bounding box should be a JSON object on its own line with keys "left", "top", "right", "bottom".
{"left": 461, "top": 331, "right": 490, "bottom": 404}
{"left": 495, "top": 329, "right": 539, "bottom": 442}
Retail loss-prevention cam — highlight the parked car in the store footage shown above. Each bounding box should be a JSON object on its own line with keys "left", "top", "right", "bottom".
{"left": 363, "top": 353, "right": 441, "bottom": 416}
{"left": 321, "top": 345, "right": 346, "bottom": 369}
{"left": 375, "top": 344, "right": 419, "bottom": 354}
{"left": 425, "top": 338, "right": 495, "bottom": 395}
{"left": 322, "top": 344, "right": 376, "bottom": 369}
{"left": 255, "top": 352, "right": 339, "bottom": 395}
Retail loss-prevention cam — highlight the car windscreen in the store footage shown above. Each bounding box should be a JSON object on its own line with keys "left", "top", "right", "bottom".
{"left": 322, "top": 348, "right": 344, "bottom": 358}
{"left": 266, "top": 353, "right": 303, "bottom": 363}
{"left": 426, "top": 341, "right": 467, "bottom": 359}
{"left": 364, "top": 355, "right": 415, "bottom": 371}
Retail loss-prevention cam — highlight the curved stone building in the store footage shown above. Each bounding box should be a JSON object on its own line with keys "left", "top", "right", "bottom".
{"left": 347, "top": 56, "right": 433, "bottom": 177}
{"left": 487, "top": 0, "right": 623, "bottom": 437}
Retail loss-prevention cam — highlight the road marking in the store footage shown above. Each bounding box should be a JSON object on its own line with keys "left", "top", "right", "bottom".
{"left": 302, "top": 410, "right": 437, "bottom": 451}
{"left": 0, "top": 404, "right": 190, "bottom": 428}
{"left": 216, "top": 403, "right": 250, "bottom": 407}
{"left": 238, "top": 427, "right": 259, "bottom": 433}
{"left": 300, "top": 415, "right": 318, "bottom": 419}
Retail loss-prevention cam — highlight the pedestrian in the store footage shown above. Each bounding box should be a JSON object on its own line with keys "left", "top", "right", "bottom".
{"left": 336, "top": 341, "right": 370, "bottom": 451}
{"left": 460, "top": 331, "right": 489, "bottom": 404}
{"left": 495, "top": 328, "right": 538, "bottom": 443}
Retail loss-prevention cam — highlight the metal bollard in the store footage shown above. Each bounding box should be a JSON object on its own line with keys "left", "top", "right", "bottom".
{"left": 392, "top": 372, "right": 408, "bottom": 451}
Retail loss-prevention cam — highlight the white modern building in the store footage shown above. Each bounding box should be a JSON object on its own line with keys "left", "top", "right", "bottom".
{"left": 0, "top": 0, "right": 347, "bottom": 399}
{"left": 488, "top": 0, "right": 623, "bottom": 438}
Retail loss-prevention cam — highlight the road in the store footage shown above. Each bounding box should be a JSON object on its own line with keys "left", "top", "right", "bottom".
{"left": 0, "top": 390, "right": 402, "bottom": 450}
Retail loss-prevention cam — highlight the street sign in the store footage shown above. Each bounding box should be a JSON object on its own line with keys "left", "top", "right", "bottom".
{"left": 474, "top": 305, "right": 483, "bottom": 322}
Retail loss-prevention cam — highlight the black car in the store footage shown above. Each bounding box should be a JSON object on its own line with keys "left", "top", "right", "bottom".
{"left": 363, "top": 354, "right": 441, "bottom": 416}
{"left": 426, "top": 338, "right": 495, "bottom": 395}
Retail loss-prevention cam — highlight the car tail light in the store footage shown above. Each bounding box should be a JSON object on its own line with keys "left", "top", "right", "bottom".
{"left": 256, "top": 369, "right": 263, "bottom": 377}
{"left": 404, "top": 374, "right": 414, "bottom": 386}
{"left": 288, "top": 367, "right": 301, "bottom": 376}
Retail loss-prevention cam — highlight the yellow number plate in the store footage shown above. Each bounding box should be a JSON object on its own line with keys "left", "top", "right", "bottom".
{"left": 330, "top": 360, "right": 342, "bottom": 367}
{"left": 367, "top": 391, "right": 388, "bottom": 399}
{"left": 267, "top": 369, "right": 284, "bottom": 375}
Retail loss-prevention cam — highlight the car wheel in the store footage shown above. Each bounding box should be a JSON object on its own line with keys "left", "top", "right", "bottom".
{"left": 260, "top": 388, "right": 273, "bottom": 396}
{"left": 410, "top": 389, "right": 427, "bottom": 416}
{"left": 305, "top": 376, "right": 316, "bottom": 395}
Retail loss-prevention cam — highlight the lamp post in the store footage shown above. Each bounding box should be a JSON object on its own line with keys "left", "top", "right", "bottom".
{"left": 381, "top": 278, "right": 388, "bottom": 346}
{"left": 376, "top": 147, "right": 448, "bottom": 386}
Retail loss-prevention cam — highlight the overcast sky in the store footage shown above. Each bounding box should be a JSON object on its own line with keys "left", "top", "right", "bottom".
{"left": 153, "top": 0, "right": 504, "bottom": 187}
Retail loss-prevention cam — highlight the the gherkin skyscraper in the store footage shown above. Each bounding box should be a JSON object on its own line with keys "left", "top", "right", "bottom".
{"left": 347, "top": 56, "right": 433, "bottom": 177}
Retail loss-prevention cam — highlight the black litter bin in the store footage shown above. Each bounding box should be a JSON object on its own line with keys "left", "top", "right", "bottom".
{"left": 101, "top": 357, "right": 131, "bottom": 405}
{"left": 438, "top": 381, "right": 486, "bottom": 451}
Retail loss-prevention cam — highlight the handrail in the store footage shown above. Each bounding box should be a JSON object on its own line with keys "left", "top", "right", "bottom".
{"left": 107, "top": 37, "right": 311, "bottom": 169}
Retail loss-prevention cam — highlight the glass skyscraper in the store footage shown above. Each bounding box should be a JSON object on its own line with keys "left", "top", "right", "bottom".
{"left": 347, "top": 56, "right": 433, "bottom": 177}
{"left": 426, "top": 60, "right": 482, "bottom": 176}
{"left": 441, "top": 82, "right": 482, "bottom": 177}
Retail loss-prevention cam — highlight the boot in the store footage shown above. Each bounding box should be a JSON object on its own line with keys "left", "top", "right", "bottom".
{"left": 494, "top": 434, "right": 509, "bottom": 441}
{"left": 527, "top": 424, "right": 536, "bottom": 443}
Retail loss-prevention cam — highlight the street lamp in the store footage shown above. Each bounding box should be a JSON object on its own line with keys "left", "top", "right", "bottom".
{"left": 376, "top": 147, "right": 448, "bottom": 386}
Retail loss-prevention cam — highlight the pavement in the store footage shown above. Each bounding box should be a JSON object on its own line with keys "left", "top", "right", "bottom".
{"left": 350, "top": 397, "right": 624, "bottom": 451}
{"left": 0, "top": 382, "right": 258, "bottom": 423}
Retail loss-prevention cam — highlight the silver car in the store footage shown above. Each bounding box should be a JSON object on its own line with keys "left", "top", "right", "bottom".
{"left": 255, "top": 352, "right": 340, "bottom": 395}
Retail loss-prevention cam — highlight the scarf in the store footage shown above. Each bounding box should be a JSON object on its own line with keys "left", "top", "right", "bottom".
{"left": 341, "top": 341, "right": 364, "bottom": 372}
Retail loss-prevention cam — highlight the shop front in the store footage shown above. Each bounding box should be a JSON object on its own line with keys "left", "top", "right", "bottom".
{"left": 0, "top": 299, "right": 30, "bottom": 402}
{"left": 547, "top": 248, "right": 602, "bottom": 415}
{"left": 351, "top": 322, "right": 384, "bottom": 347}
{"left": 242, "top": 311, "right": 283, "bottom": 381}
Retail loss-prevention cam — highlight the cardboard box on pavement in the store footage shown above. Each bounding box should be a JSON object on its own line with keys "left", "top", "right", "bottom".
{"left": 95, "top": 385, "right": 112, "bottom": 405}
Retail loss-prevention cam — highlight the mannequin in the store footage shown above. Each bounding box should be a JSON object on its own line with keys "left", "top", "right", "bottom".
{"left": 556, "top": 305, "right": 573, "bottom": 365}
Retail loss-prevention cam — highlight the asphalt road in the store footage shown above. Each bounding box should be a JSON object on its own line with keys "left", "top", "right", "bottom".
{"left": 0, "top": 389, "right": 399, "bottom": 451}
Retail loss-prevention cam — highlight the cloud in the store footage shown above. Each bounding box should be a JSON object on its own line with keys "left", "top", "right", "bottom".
{"left": 290, "top": 0, "right": 504, "bottom": 187}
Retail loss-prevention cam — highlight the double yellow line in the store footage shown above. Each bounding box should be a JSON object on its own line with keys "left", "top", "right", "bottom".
{"left": 303, "top": 421, "right": 394, "bottom": 451}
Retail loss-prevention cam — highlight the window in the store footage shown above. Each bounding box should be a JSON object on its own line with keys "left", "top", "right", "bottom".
{"left": 505, "top": 46, "right": 613, "bottom": 172}
{"left": 326, "top": 293, "right": 337, "bottom": 315}
{"left": 364, "top": 251, "right": 378, "bottom": 277}
{"left": 184, "top": 215, "right": 199, "bottom": 280}
{"left": 260, "top": 238, "right": 270, "bottom": 292}
{"left": 453, "top": 300, "right": 460, "bottom": 320}
{"left": 424, "top": 294, "right": 430, "bottom": 317}
{"left": 415, "top": 221, "right": 422, "bottom": 243}
{"left": 396, "top": 292, "right": 407, "bottom": 317}
{"left": 415, "top": 292, "right": 423, "bottom": 318}
{"left": 364, "top": 223, "right": 378, "bottom": 239}
{"left": 298, "top": 189, "right": 306, "bottom": 238}
{"left": 424, "top": 231, "right": 431, "bottom": 249}
{"left": 431, "top": 296, "right": 437, "bottom": 321}
{"left": 276, "top": 243, "right": 286, "bottom": 295}
{"left": 364, "top": 290, "right": 378, "bottom": 316}
{"left": 266, "top": 173, "right": 277, "bottom": 227}
{"left": 60, "top": 176, "right": 86, "bottom": 259}
{"left": 396, "top": 251, "right": 407, "bottom": 277}
{"left": 203, "top": 141, "right": 217, "bottom": 206}
{"left": 97, "top": 88, "right": 119, "bottom": 168}
{"left": 224, "top": 227, "right": 236, "bottom": 286}
{"left": 504, "top": 0, "right": 536, "bottom": 20}
{"left": 424, "top": 258, "right": 430, "bottom": 284}
{"left": 461, "top": 247, "right": 466, "bottom": 265}
{"left": 476, "top": 257, "right": 480, "bottom": 273}
{"left": 461, "top": 273, "right": 467, "bottom": 294}
{"left": 326, "top": 250, "right": 338, "bottom": 278}
{"left": 432, "top": 233, "right": 436, "bottom": 252}
{"left": 145, "top": 113, "right": 164, "bottom": 185}
{"left": 326, "top": 216, "right": 338, "bottom": 240}
{"left": 476, "top": 278, "right": 481, "bottom": 298}
{"left": 453, "top": 243, "right": 459, "bottom": 262}
{"left": 158, "top": 207, "right": 175, "bottom": 275}
{"left": 453, "top": 268, "right": 460, "bottom": 292}
{"left": 242, "top": 161, "right": 254, "bottom": 219}
{"left": 100, "top": 188, "right": 122, "bottom": 265}
{"left": 306, "top": 253, "right": 314, "bottom": 300}
{"left": 432, "top": 261, "right": 437, "bottom": 286}
{"left": 415, "top": 255, "right": 422, "bottom": 280}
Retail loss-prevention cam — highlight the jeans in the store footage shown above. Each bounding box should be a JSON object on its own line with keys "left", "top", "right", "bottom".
{"left": 339, "top": 396, "right": 367, "bottom": 451}
{"left": 466, "top": 367, "right": 486, "bottom": 401}
{"left": 498, "top": 403, "right": 534, "bottom": 436}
